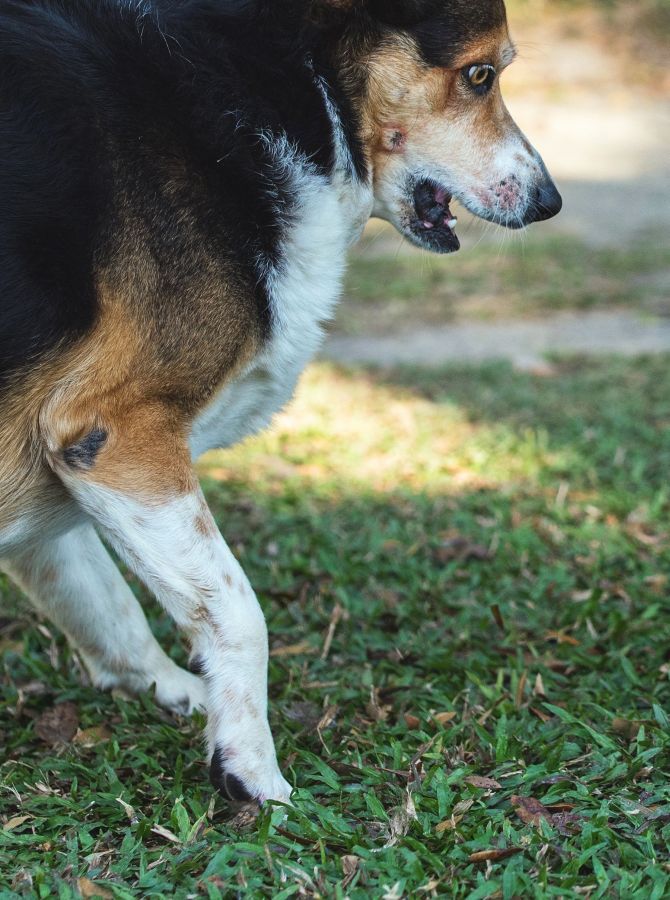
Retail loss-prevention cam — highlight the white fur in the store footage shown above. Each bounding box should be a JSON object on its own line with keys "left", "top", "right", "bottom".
{"left": 190, "top": 90, "right": 373, "bottom": 458}
{"left": 55, "top": 477, "right": 291, "bottom": 803}
{"left": 3, "top": 523, "right": 206, "bottom": 714}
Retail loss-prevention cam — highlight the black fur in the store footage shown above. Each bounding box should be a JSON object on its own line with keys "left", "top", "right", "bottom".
{"left": 0, "top": 0, "right": 505, "bottom": 392}
{"left": 0, "top": 0, "right": 363, "bottom": 390}
{"left": 62, "top": 428, "right": 108, "bottom": 470}
{"left": 209, "top": 746, "right": 255, "bottom": 802}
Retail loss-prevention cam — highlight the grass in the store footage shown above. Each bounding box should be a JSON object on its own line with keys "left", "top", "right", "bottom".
{"left": 2, "top": 356, "right": 670, "bottom": 898}
{"left": 337, "top": 232, "right": 670, "bottom": 335}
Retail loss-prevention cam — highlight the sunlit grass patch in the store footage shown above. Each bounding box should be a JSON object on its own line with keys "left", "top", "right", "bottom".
{"left": 2, "top": 357, "right": 670, "bottom": 897}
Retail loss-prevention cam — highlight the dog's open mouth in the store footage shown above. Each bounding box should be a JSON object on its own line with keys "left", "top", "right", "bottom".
{"left": 411, "top": 178, "right": 460, "bottom": 253}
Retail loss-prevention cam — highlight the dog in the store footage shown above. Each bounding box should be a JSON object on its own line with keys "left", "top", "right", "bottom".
{"left": 0, "top": 0, "right": 561, "bottom": 806}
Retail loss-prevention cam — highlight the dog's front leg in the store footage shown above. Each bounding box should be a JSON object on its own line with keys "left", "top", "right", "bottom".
{"left": 47, "top": 405, "right": 291, "bottom": 806}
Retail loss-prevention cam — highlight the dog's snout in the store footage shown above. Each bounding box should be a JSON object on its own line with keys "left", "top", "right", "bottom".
{"left": 526, "top": 175, "right": 563, "bottom": 224}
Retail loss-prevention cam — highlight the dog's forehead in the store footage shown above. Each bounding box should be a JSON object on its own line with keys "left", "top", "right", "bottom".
{"left": 400, "top": 0, "right": 509, "bottom": 68}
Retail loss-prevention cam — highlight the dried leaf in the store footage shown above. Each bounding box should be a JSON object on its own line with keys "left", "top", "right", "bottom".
{"left": 545, "top": 631, "right": 580, "bottom": 646}
{"left": 404, "top": 713, "right": 421, "bottom": 729}
{"left": 491, "top": 604, "right": 505, "bottom": 630}
{"left": 77, "top": 877, "right": 114, "bottom": 899}
{"left": 469, "top": 847, "right": 523, "bottom": 863}
{"left": 465, "top": 776, "right": 502, "bottom": 791}
{"left": 511, "top": 795, "right": 581, "bottom": 834}
{"left": 116, "top": 797, "right": 137, "bottom": 823}
{"left": 452, "top": 799, "right": 475, "bottom": 817}
{"left": 73, "top": 726, "right": 112, "bottom": 748}
{"left": 435, "top": 537, "right": 492, "bottom": 564}
{"left": 612, "top": 718, "right": 645, "bottom": 740}
{"left": 366, "top": 687, "right": 390, "bottom": 723}
{"left": 511, "top": 795, "right": 550, "bottom": 826}
{"left": 341, "top": 855, "right": 360, "bottom": 889}
{"left": 3, "top": 815, "right": 31, "bottom": 832}
{"left": 434, "top": 711, "right": 457, "bottom": 727}
{"left": 436, "top": 815, "right": 463, "bottom": 833}
{"left": 35, "top": 702, "right": 79, "bottom": 745}
{"left": 269, "top": 641, "right": 313, "bottom": 658}
{"left": 645, "top": 574, "right": 669, "bottom": 594}
{"left": 384, "top": 791, "right": 418, "bottom": 848}
{"left": 150, "top": 823, "right": 182, "bottom": 845}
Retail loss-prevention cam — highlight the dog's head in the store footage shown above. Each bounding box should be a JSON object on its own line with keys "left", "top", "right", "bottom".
{"left": 324, "top": 0, "right": 562, "bottom": 252}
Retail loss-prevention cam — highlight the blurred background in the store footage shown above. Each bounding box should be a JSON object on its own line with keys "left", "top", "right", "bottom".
{"left": 325, "top": 0, "right": 670, "bottom": 371}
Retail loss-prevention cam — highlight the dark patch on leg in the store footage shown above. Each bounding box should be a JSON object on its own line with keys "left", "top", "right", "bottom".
{"left": 188, "top": 655, "right": 206, "bottom": 676}
{"left": 210, "top": 746, "right": 254, "bottom": 802}
{"left": 63, "top": 428, "right": 108, "bottom": 470}
{"left": 171, "top": 695, "right": 192, "bottom": 717}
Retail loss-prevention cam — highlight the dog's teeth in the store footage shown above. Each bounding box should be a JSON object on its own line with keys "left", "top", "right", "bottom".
{"left": 446, "top": 217, "right": 458, "bottom": 229}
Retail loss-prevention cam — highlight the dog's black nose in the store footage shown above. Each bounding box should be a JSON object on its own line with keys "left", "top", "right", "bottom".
{"left": 527, "top": 176, "right": 563, "bottom": 223}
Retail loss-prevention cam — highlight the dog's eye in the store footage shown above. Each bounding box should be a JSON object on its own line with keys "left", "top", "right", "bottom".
{"left": 465, "top": 64, "right": 496, "bottom": 95}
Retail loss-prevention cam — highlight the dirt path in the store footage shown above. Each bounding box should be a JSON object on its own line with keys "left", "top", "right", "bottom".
{"left": 323, "top": 310, "right": 670, "bottom": 369}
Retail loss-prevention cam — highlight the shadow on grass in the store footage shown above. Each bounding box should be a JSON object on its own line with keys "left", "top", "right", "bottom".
{"left": 2, "top": 356, "right": 670, "bottom": 895}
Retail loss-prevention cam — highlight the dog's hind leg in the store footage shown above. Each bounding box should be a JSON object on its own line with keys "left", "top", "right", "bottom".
{"left": 2, "top": 523, "right": 207, "bottom": 716}
{"left": 44, "top": 404, "right": 292, "bottom": 806}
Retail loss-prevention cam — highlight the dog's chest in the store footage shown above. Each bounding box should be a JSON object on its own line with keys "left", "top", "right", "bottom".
{"left": 189, "top": 167, "right": 372, "bottom": 459}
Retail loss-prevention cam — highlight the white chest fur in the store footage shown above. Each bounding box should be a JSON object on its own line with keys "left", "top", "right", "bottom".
{"left": 189, "top": 144, "right": 373, "bottom": 460}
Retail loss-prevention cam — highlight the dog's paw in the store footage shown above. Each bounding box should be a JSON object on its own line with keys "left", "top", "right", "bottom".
{"left": 209, "top": 746, "right": 292, "bottom": 806}
{"left": 153, "top": 665, "right": 207, "bottom": 716}
{"left": 85, "top": 653, "right": 207, "bottom": 717}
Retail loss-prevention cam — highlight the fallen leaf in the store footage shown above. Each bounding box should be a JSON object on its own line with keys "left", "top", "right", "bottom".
{"left": 465, "top": 776, "right": 502, "bottom": 791}
{"left": 77, "top": 877, "right": 113, "bottom": 899}
{"left": 612, "top": 718, "right": 645, "bottom": 740}
{"left": 511, "top": 795, "right": 549, "bottom": 826}
{"left": 116, "top": 797, "right": 137, "bottom": 824}
{"left": 366, "top": 687, "right": 391, "bottom": 723}
{"left": 545, "top": 631, "right": 580, "bottom": 646}
{"left": 435, "top": 537, "right": 492, "bottom": 564}
{"left": 3, "top": 815, "right": 31, "bottom": 832}
{"left": 151, "top": 824, "right": 182, "bottom": 845}
{"left": 341, "top": 855, "right": 360, "bottom": 889}
{"left": 436, "top": 815, "right": 463, "bottom": 833}
{"left": 270, "top": 641, "right": 313, "bottom": 658}
{"left": 469, "top": 847, "right": 523, "bottom": 863}
{"left": 491, "top": 604, "right": 505, "bottom": 630}
{"left": 511, "top": 795, "right": 581, "bottom": 834}
{"left": 434, "top": 711, "right": 457, "bottom": 727}
{"left": 404, "top": 713, "right": 421, "bottom": 729}
{"left": 35, "top": 702, "right": 79, "bottom": 745}
{"left": 384, "top": 791, "right": 418, "bottom": 848}
{"left": 645, "top": 574, "right": 668, "bottom": 594}
{"left": 73, "top": 726, "right": 112, "bottom": 748}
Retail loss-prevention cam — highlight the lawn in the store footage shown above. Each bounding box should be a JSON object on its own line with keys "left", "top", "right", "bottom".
{"left": 2, "top": 356, "right": 670, "bottom": 898}
{"left": 337, "top": 231, "right": 670, "bottom": 335}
